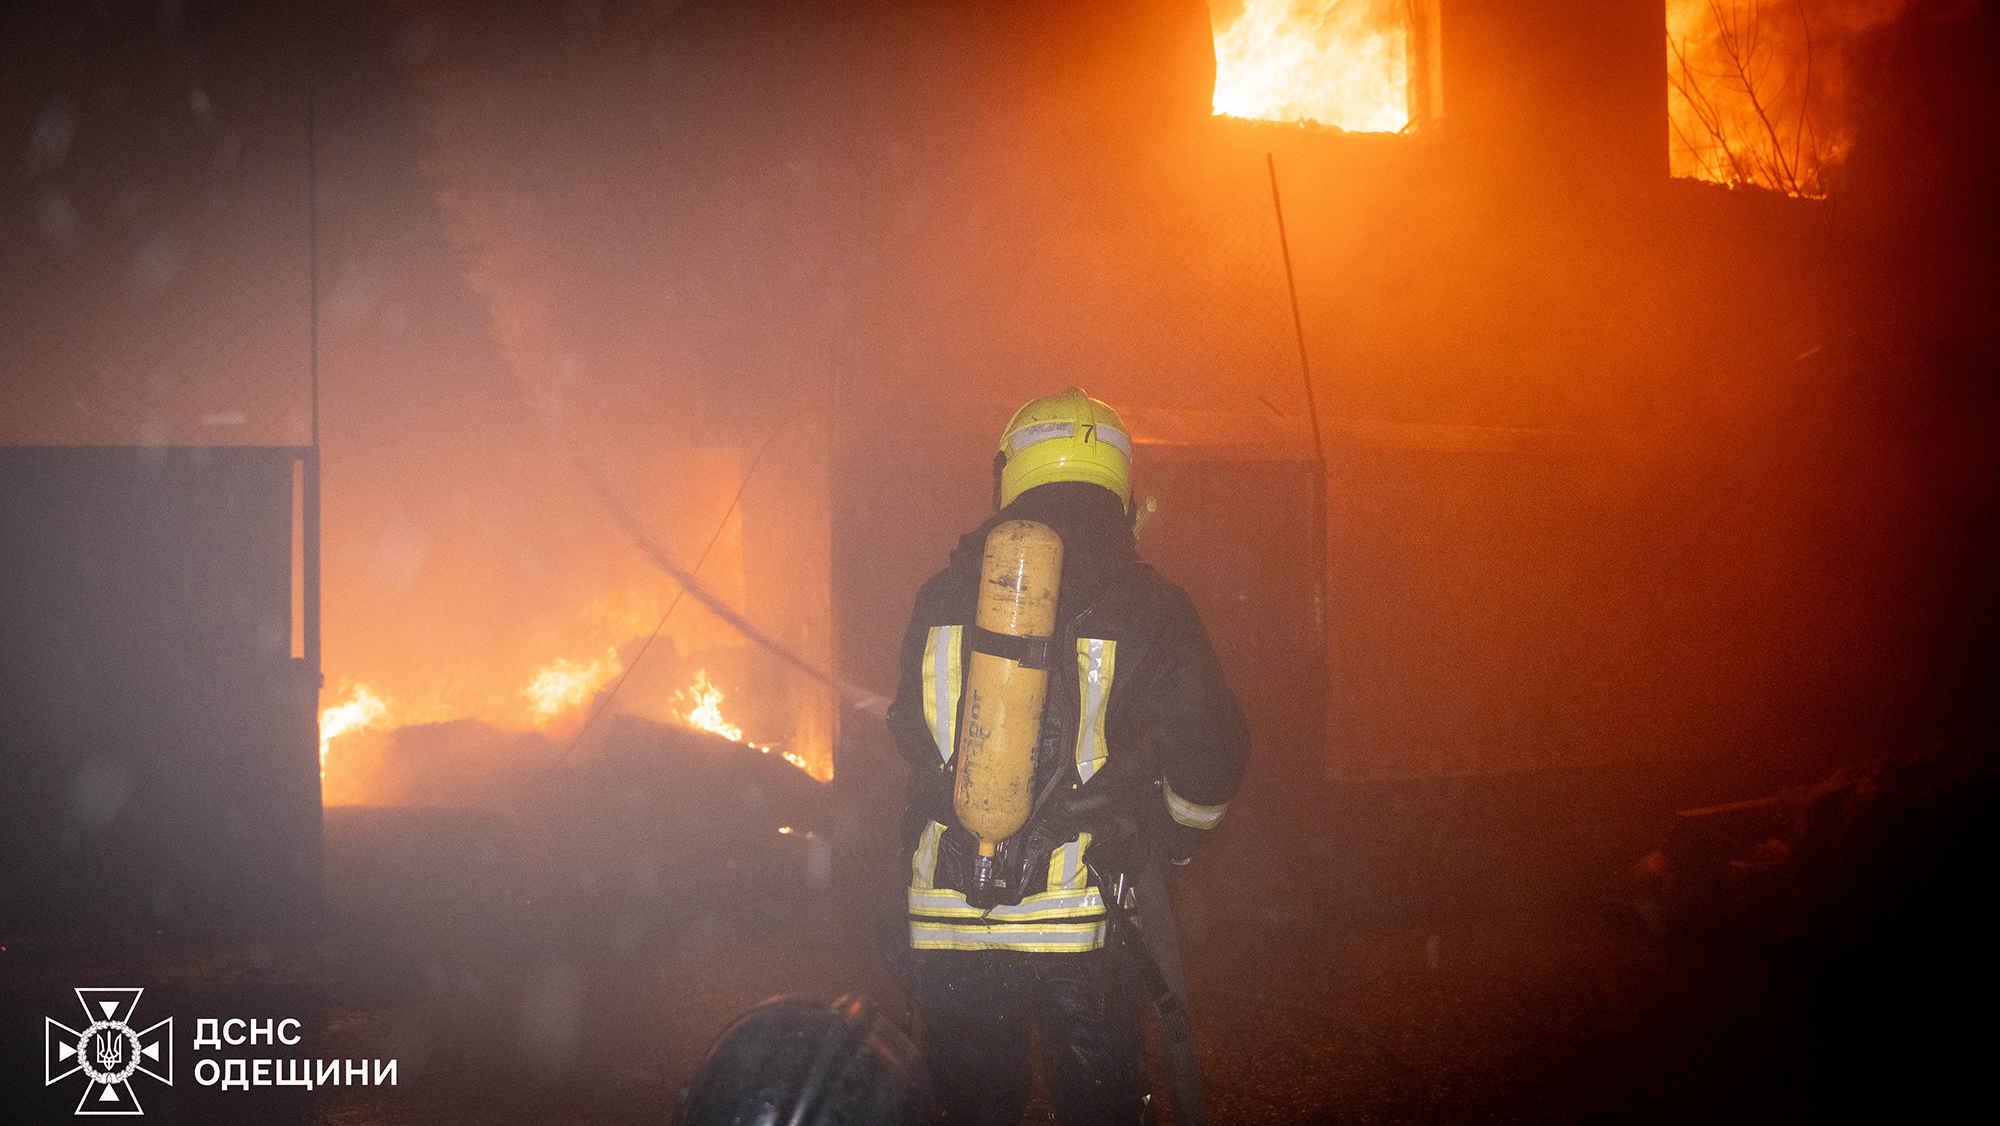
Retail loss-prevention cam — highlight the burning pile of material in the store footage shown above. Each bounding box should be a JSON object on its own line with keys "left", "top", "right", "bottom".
{"left": 677, "top": 670, "right": 743, "bottom": 742}
{"left": 320, "top": 652, "right": 823, "bottom": 808}
{"left": 676, "top": 670, "right": 821, "bottom": 779}
{"left": 319, "top": 682, "right": 390, "bottom": 777}
{"left": 523, "top": 649, "right": 622, "bottom": 728}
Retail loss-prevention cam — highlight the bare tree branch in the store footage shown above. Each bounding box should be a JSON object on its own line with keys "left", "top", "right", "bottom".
{"left": 1667, "top": 0, "right": 1830, "bottom": 198}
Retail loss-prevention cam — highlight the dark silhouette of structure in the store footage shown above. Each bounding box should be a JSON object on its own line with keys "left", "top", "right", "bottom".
{"left": 0, "top": 446, "right": 320, "bottom": 932}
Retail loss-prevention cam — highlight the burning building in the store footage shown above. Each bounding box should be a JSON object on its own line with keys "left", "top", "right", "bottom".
{"left": 2, "top": 0, "right": 1988, "bottom": 898}
{"left": 2, "top": 0, "right": 1988, "bottom": 896}
{"left": 1, "top": 0, "right": 1993, "bottom": 1119}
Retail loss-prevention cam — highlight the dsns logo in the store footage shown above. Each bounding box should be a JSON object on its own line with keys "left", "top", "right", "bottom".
{"left": 46, "top": 989, "right": 173, "bottom": 1115}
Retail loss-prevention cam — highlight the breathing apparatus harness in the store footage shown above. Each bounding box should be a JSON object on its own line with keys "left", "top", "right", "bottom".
{"left": 952, "top": 579, "right": 1138, "bottom": 911}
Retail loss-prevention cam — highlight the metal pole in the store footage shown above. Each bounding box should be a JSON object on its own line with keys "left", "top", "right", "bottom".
{"left": 307, "top": 91, "right": 319, "bottom": 450}
{"left": 1267, "top": 152, "right": 1326, "bottom": 470}
{"left": 305, "top": 91, "right": 322, "bottom": 679}
{"left": 305, "top": 450, "right": 320, "bottom": 676}
{"left": 301, "top": 63, "right": 326, "bottom": 916}
{"left": 1267, "top": 153, "right": 1332, "bottom": 762}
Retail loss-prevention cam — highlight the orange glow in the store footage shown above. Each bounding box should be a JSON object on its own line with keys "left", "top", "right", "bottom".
{"left": 674, "top": 670, "right": 829, "bottom": 781}
{"left": 1211, "top": 0, "right": 1409, "bottom": 132}
{"left": 776, "top": 749, "right": 820, "bottom": 779}
{"left": 676, "top": 669, "right": 744, "bottom": 742}
{"left": 1667, "top": 0, "right": 1846, "bottom": 197}
{"left": 318, "top": 440, "right": 761, "bottom": 804}
{"left": 319, "top": 681, "right": 391, "bottom": 777}
{"left": 523, "top": 648, "right": 621, "bottom": 727}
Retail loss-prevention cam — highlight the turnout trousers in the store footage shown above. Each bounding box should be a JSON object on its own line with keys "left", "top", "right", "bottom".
{"left": 911, "top": 947, "right": 1147, "bottom": 1126}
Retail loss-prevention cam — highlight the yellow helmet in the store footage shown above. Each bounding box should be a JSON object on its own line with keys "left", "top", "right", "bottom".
{"left": 997, "top": 388, "right": 1133, "bottom": 510}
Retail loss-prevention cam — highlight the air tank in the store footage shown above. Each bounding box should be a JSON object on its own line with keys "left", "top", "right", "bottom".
{"left": 954, "top": 519, "right": 1063, "bottom": 906}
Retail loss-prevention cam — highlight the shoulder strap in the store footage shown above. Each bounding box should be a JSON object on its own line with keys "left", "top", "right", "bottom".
{"left": 966, "top": 623, "right": 1055, "bottom": 670}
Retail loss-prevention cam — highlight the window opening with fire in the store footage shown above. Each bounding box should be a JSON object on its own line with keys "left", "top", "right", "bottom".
{"left": 1668, "top": 0, "right": 1913, "bottom": 198}
{"left": 1210, "top": 0, "right": 1443, "bottom": 133}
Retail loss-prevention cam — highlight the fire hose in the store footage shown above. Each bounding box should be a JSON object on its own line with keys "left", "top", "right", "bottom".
{"left": 502, "top": 362, "right": 889, "bottom": 719}
{"left": 494, "top": 354, "right": 889, "bottom": 719}
{"left": 573, "top": 458, "right": 890, "bottom": 716}
{"left": 545, "top": 388, "right": 1207, "bottom": 1118}
{"left": 1096, "top": 850, "right": 1210, "bottom": 1126}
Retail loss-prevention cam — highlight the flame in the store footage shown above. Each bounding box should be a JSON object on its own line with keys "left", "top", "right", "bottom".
{"left": 674, "top": 670, "right": 828, "bottom": 780}
{"left": 523, "top": 647, "right": 621, "bottom": 727}
{"left": 1664, "top": 0, "right": 1908, "bottom": 197}
{"left": 677, "top": 669, "right": 744, "bottom": 742}
{"left": 776, "top": 749, "right": 819, "bottom": 778}
{"left": 1212, "top": 0, "right": 1410, "bottom": 132}
{"left": 319, "top": 681, "right": 391, "bottom": 777}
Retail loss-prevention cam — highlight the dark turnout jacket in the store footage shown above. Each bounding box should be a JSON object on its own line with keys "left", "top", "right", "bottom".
{"left": 885, "top": 482, "right": 1250, "bottom": 952}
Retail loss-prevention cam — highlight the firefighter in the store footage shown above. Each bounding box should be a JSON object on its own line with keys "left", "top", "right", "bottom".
{"left": 884, "top": 388, "right": 1250, "bottom": 1125}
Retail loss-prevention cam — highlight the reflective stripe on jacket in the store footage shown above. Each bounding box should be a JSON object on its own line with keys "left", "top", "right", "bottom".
{"left": 907, "top": 631, "right": 1119, "bottom": 951}
{"left": 884, "top": 484, "right": 1251, "bottom": 954}
{"left": 908, "top": 818, "right": 1106, "bottom": 951}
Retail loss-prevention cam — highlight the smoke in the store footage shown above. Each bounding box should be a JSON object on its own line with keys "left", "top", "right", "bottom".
{"left": 298, "top": 0, "right": 1987, "bottom": 794}
{"left": 124, "top": 232, "right": 189, "bottom": 294}
{"left": 33, "top": 187, "right": 81, "bottom": 252}
{"left": 68, "top": 758, "right": 134, "bottom": 835}
{"left": 300, "top": 8, "right": 865, "bottom": 793}
{"left": 22, "top": 99, "right": 79, "bottom": 175}
{"left": 516, "top": 961, "right": 584, "bottom": 1081}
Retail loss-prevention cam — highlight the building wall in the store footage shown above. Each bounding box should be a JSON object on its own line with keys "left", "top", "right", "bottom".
{"left": 823, "top": 0, "right": 1908, "bottom": 785}
{"left": 0, "top": 446, "right": 321, "bottom": 930}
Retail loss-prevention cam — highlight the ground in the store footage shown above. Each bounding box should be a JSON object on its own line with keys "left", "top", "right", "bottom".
{"left": 8, "top": 751, "right": 1976, "bottom": 1125}
{"left": 1, "top": 877, "right": 1841, "bottom": 1125}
